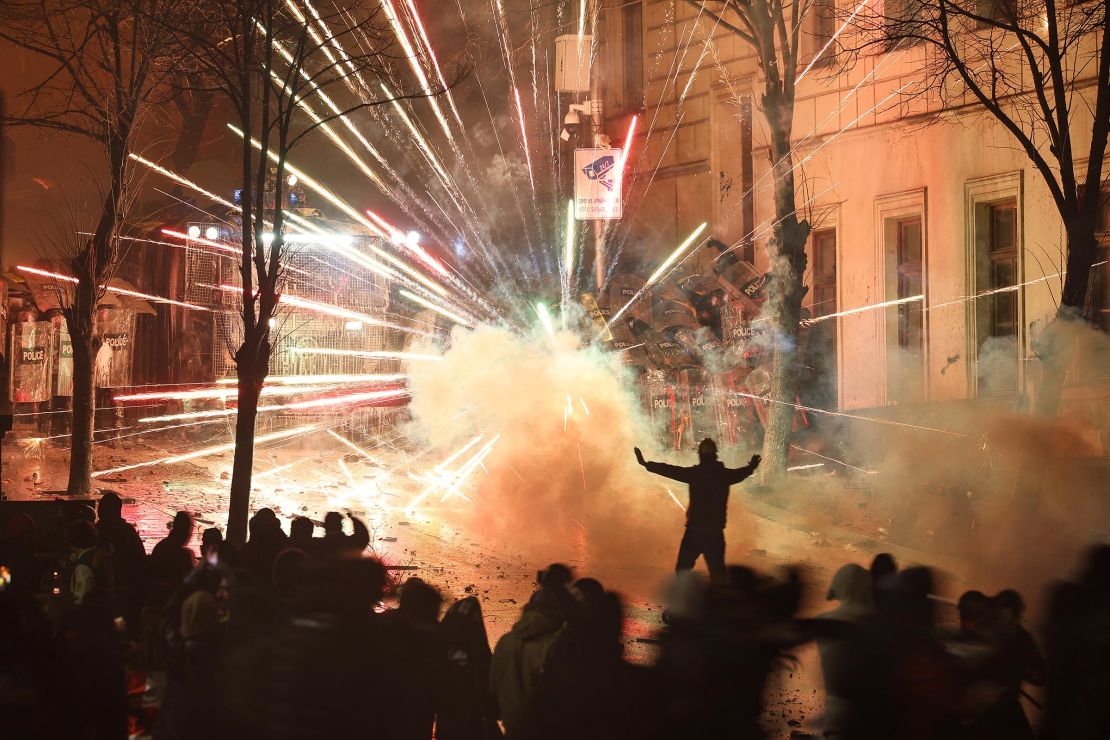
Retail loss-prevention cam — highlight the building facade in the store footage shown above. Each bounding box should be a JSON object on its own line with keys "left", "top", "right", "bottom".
{"left": 596, "top": 0, "right": 1109, "bottom": 427}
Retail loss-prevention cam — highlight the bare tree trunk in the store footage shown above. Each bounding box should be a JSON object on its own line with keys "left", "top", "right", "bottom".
{"left": 226, "top": 338, "right": 265, "bottom": 546}
{"left": 759, "top": 91, "right": 810, "bottom": 482}
{"left": 66, "top": 310, "right": 97, "bottom": 495}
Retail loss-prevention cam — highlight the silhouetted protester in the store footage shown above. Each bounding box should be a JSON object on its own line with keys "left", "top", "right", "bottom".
{"left": 0, "top": 513, "right": 53, "bottom": 738}
{"left": 438, "top": 596, "right": 502, "bottom": 740}
{"left": 150, "top": 512, "right": 196, "bottom": 590}
{"left": 656, "top": 564, "right": 806, "bottom": 739}
{"left": 815, "top": 563, "right": 874, "bottom": 739}
{"left": 1039, "top": 544, "right": 1110, "bottom": 740}
{"left": 56, "top": 523, "right": 128, "bottom": 739}
{"left": 311, "top": 511, "right": 370, "bottom": 559}
{"left": 959, "top": 589, "right": 1045, "bottom": 740}
{"left": 271, "top": 548, "right": 309, "bottom": 604}
{"left": 239, "top": 509, "right": 288, "bottom": 588}
{"left": 879, "top": 567, "right": 963, "bottom": 739}
{"left": 96, "top": 492, "right": 147, "bottom": 635}
{"left": 0, "top": 511, "right": 42, "bottom": 596}
{"left": 491, "top": 565, "right": 576, "bottom": 738}
{"left": 531, "top": 585, "right": 659, "bottom": 740}
{"left": 870, "top": 552, "right": 898, "bottom": 588}
{"left": 156, "top": 590, "right": 226, "bottom": 740}
{"left": 67, "top": 520, "right": 110, "bottom": 606}
{"left": 378, "top": 577, "right": 445, "bottom": 739}
{"left": 634, "top": 439, "right": 760, "bottom": 582}
{"left": 199, "top": 526, "right": 236, "bottom": 568}
{"left": 234, "top": 557, "right": 390, "bottom": 739}
{"left": 288, "top": 515, "right": 314, "bottom": 551}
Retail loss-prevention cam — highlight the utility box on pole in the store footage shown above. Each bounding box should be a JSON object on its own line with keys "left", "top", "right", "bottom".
{"left": 555, "top": 35, "right": 592, "bottom": 92}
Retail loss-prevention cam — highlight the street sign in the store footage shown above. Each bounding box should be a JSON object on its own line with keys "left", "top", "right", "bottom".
{"left": 574, "top": 147, "right": 623, "bottom": 220}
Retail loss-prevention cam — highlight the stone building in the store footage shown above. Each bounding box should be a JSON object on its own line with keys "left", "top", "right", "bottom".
{"left": 593, "top": 1, "right": 1108, "bottom": 435}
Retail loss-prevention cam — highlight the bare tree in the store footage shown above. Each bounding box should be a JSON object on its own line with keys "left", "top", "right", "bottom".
{"left": 846, "top": 0, "right": 1109, "bottom": 417}
{"left": 174, "top": 0, "right": 457, "bottom": 545}
{"left": 688, "top": 0, "right": 814, "bottom": 480}
{"left": 2, "top": 0, "right": 181, "bottom": 494}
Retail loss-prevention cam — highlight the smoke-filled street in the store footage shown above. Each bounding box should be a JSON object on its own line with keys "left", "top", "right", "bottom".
{"left": 3, "top": 0, "right": 1110, "bottom": 737}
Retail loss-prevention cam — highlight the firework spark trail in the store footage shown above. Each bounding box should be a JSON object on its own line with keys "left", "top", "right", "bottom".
{"left": 534, "top": 302, "right": 557, "bottom": 338}
{"left": 380, "top": 0, "right": 457, "bottom": 146}
{"left": 790, "top": 444, "right": 876, "bottom": 475}
{"left": 787, "top": 463, "right": 826, "bottom": 471}
{"left": 301, "top": 0, "right": 485, "bottom": 252}
{"left": 600, "top": 114, "right": 638, "bottom": 221}
{"left": 268, "top": 68, "right": 393, "bottom": 192}
{"left": 136, "top": 389, "right": 409, "bottom": 423}
{"left": 114, "top": 385, "right": 334, "bottom": 402}
{"left": 289, "top": 2, "right": 479, "bottom": 252}
{"left": 131, "top": 155, "right": 324, "bottom": 234}
{"left": 160, "top": 228, "right": 239, "bottom": 255}
{"left": 400, "top": 0, "right": 466, "bottom": 132}
{"left": 287, "top": 347, "right": 442, "bottom": 362}
{"left": 602, "top": 10, "right": 718, "bottom": 280}
{"left": 268, "top": 16, "right": 479, "bottom": 254}
{"left": 159, "top": 228, "right": 324, "bottom": 285}
{"left": 471, "top": 3, "right": 546, "bottom": 274}
{"left": 364, "top": 210, "right": 451, "bottom": 279}
{"left": 129, "top": 154, "right": 240, "bottom": 212}
{"left": 215, "top": 373, "right": 408, "bottom": 386}
{"left": 211, "top": 283, "right": 438, "bottom": 337}
{"left": 665, "top": 487, "right": 686, "bottom": 512}
{"left": 797, "top": 294, "right": 925, "bottom": 326}
{"left": 254, "top": 459, "right": 308, "bottom": 480}
{"left": 605, "top": 223, "right": 709, "bottom": 329}
{"left": 437, "top": 434, "right": 500, "bottom": 503}
{"left": 91, "top": 424, "right": 320, "bottom": 477}
{"left": 337, "top": 457, "right": 359, "bottom": 487}
{"left": 609, "top": 29, "right": 913, "bottom": 283}
{"left": 716, "top": 39, "right": 1021, "bottom": 256}
{"left": 404, "top": 434, "right": 493, "bottom": 510}
{"left": 729, "top": 391, "right": 966, "bottom": 437}
{"left": 513, "top": 87, "right": 537, "bottom": 193}
{"left": 798, "top": 260, "right": 1107, "bottom": 328}
{"left": 576, "top": 439, "right": 588, "bottom": 496}
{"left": 15, "top": 266, "right": 209, "bottom": 311}
{"left": 795, "top": 0, "right": 871, "bottom": 84}
{"left": 217, "top": 283, "right": 440, "bottom": 337}
{"left": 623, "top": 179, "right": 837, "bottom": 329}
{"left": 264, "top": 23, "right": 391, "bottom": 168}
{"left": 364, "top": 211, "right": 500, "bottom": 320}
{"left": 399, "top": 288, "right": 475, "bottom": 326}
{"left": 378, "top": 84, "right": 488, "bottom": 243}
{"left": 228, "top": 124, "right": 459, "bottom": 300}
{"left": 327, "top": 429, "right": 382, "bottom": 464}
{"left": 562, "top": 200, "right": 576, "bottom": 309}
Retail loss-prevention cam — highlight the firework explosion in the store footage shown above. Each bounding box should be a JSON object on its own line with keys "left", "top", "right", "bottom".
{"left": 7, "top": 0, "right": 1106, "bottom": 587}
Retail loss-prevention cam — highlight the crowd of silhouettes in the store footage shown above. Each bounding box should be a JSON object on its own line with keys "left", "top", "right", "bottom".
{"left": 1, "top": 492, "right": 1109, "bottom": 739}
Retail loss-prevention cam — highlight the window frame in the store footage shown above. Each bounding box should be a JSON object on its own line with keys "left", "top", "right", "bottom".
{"left": 875, "top": 188, "right": 929, "bottom": 406}
{"left": 965, "top": 171, "right": 1025, "bottom": 398}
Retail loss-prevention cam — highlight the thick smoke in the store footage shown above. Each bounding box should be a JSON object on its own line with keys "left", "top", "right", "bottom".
{"left": 401, "top": 306, "right": 1107, "bottom": 607}
{"left": 404, "top": 321, "right": 694, "bottom": 565}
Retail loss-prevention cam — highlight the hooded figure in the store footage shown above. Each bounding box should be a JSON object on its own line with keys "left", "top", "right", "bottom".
{"left": 635, "top": 439, "right": 760, "bottom": 582}
{"left": 816, "top": 564, "right": 875, "bottom": 739}
{"left": 490, "top": 568, "right": 573, "bottom": 737}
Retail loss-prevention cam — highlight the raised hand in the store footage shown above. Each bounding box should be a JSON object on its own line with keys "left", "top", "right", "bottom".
{"left": 634, "top": 447, "right": 646, "bottom": 466}
{"left": 749, "top": 454, "right": 762, "bottom": 469}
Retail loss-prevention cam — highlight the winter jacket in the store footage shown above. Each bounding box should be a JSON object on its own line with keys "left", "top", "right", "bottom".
{"left": 490, "top": 603, "right": 565, "bottom": 736}
{"left": 643, "top": 453, "right": 756, "bottom": 530}
{"left": 816, "top": 564, "right": 876, "bottom": 736}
